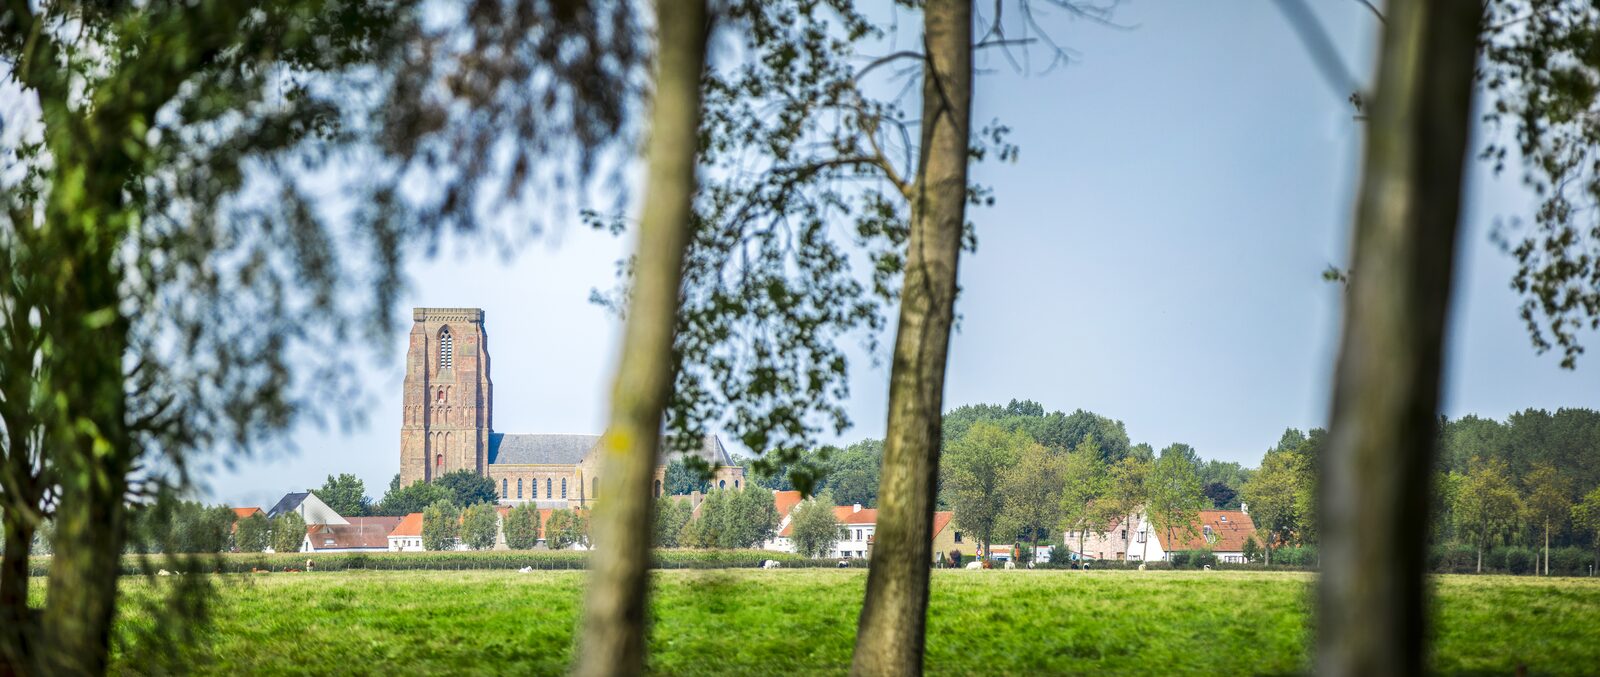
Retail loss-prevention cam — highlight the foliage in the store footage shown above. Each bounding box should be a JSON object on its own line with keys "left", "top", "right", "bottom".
{"left": 235, "top": 514, "right": 271, "bottom": 554}
{"left": 1242, "top": 536, "right": 1261, "bottom": 563}
{"left": 437, "top": 470, "right": 498, "bottom": 508}
{"left": 1573, "top": 485, "right": 1600, "bottom": 563}
{"left": 943, "top": 402, "right": 1132, "bottom": 463}
{"left": 1001, "top": 437, "right": 1067, "bottom": 553}
{"left": 126, "top": 500, "right": 237, "bottom": 555}
{"left": 941, "top": 422, "right": 1028, "bottom": 554}
{"left": 375, "top": 479, "right": 454, "bottom": 517}
{"left": 663, "top": 459, "right": 711, "bottom": 496}
{"left": 544, "top": 510, "right": 588, "bottom": 551}
{"left": 271, "top": 512, "right": 306, "bottom": 555}
{"left": 460, "top": 503, "right": 499, "bottom": 551}
{"left": 1241, "top": 441, "right": 1304, "bottom": 562}
{"left": 503, "top": 504, "right": 541, "bottom": 551}
{"left": 682, "top": 487, "right": 779, "bottom": 549}
{"left": 422, "top": 501, "right": 462, "bottom": 552}
{"left": 653, "top": 498, "right": 693, "bottom": 548}
{"left": 1452, "top": 457, "right": 1524, "bottom": 569}
{"left": 315, "top": 474, "right": 371, "bottom": 518}
{"left": 1147, "top": 444, "right": 1207, "bottom": 554}
{"left": 789, "top": 493, "right": 843, "bottom": 559}
{"left": 1057, "top": 436, "right": 1108, "bottom": 553}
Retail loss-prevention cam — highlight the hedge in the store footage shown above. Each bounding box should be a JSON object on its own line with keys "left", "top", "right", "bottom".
{"left": 26, "top": 548, "right": 860, "bottom": 577}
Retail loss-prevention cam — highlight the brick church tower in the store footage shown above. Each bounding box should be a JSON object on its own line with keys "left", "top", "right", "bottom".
{"left": 399, "top": 307, "right": 493, "bottom": 486}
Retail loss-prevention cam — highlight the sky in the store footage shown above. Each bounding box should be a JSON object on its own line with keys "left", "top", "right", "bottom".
{"left": 204, "top": 2, "right": 1600, "bottom": 508}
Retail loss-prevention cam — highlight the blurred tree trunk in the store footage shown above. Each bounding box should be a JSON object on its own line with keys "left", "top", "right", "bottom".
{"left": 1318, "top": 1, "right": 1482, "bottom": 675}
{"left": 574, "top": 1, "right": 709, "bottom": 675}
{"left": 850, "top": 0, "right": 972, "bottom": 674}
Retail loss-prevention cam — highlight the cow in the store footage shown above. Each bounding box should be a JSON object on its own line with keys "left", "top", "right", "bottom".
{"left": 965, "top": 561, "right": 983, "bottom": 570}
{"left": 762, "top": 560, "right": 782, "bottom": 569}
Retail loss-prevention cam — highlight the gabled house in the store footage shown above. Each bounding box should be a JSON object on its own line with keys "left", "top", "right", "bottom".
{"left": 1067, "top": 505, "right": 1257, "bottom": 563}
{"left": 763, "top": 492, "right": 956, "bottom": 561}
{"left": 388, "top": 512, "right": 426, "bottom": 552}
{"left": 266, "top": 492, "right": 349, "bottom": 525}
{"left": 302, "top": 516, "right": 403, "bottom": 553}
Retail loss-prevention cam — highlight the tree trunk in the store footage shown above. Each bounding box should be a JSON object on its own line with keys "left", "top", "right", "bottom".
{"left": 850, "top": 1, "right": 971, "bottom": 674}
{"left": 1476, "top": 546, "right": 1482, "bottom": 574}
{"left": 0, "top": 515, "right": 36, "bottom": 676}
{"left": 1543, "top": 519, "right": 1549, "bottom": 576}
{"left": 572, "top": 1, "right": 709, "bottom": 675}
{"left": 1317, "top": 2, "right": 1481, "bottom": 673}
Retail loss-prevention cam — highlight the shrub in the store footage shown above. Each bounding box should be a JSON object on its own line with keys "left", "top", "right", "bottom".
{"left": 1189, "top": 549, "right": 1217, "bottom": 568}
{"left": 270, "top": 512, "right": 305, "bottom": 554}
{"left": 1430, "top": 543, "right": 1478, "bottom": 573}
{"left": 1548, "top": 546, "right": 1589, "bottom": 576}
{"left": 1241, "top": 536, "right": 1260, "bottom": 563}
{"left": 1047, "top": 544, "right": 1073, "bottom": 566}
{"left": 1494, "top": 546, "right": 1537, "bottom": 575}
{"left": 1275, "top": 545, "right": 1318, "bottom": 567}
{"left": 1168, "top": 550, "right": 1190, "bottom": 567}
{"left": 26, "top": 549, "right": 854, "bottom": 576}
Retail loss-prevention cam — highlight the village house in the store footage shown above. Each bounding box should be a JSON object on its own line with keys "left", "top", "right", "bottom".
{"left": 388, "top": 512, "right": 426, "bottom": 551}
{"left": 1065, "top": 504, "right": 1257, "bottom": 563}
{"left": 763, "top": 491, "right": 959, "bottom": 562}
{"left": 302, "top": 516, "right": 403, "bottom": 553}
{"left": 266, "top": 492, "right": 349, "bottom": 525}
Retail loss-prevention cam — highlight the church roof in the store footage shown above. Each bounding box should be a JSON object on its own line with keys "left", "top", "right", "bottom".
{"left": 489, "top": 434, "right": 599, "bottom": 465}
{"left": 487, "top": 432, "right": 735, "bottom": 467}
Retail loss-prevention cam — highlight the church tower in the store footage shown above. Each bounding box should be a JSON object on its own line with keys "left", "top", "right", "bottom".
{"left": 399, "top": 307, "right": 493, "bottom": 487}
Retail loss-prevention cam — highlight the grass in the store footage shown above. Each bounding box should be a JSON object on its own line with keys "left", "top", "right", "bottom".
{"left": 43, "top": 569, "right": 1600, "bottom": 675}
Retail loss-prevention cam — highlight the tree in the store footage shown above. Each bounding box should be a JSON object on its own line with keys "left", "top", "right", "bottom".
{"left": 1147, "top": 444, "right": 1206, "bottom": 561}
{"left": 1242, "top": 536, "right": 1261, "bottom": 564}
{"left": 1523, "top": 463, "right": 1572, "bottom": 576}
{"left": 316, "top": 474, "right": 370, "bottom": 518}
{"left": 652, "top": 498, "right": 693, "bottom": 548}
{"left": 663, "top": 460, "right": 711, "bottom": 496}
{"left": 421, "top": 501, "right": 461, "bottom": 552}
{"left": 1453, "top": 458, "right": 1524, "bottom": 573}
{"left": 235, "top": 514, "right": 271, "bottom": 553}
{"left": 851, "top": 1, "right": 977, "bottom": 671}
{"left": 375, "top": 480, "right": 454, "bottom": 517}
{"left": 790, "top": 493, "right": 843, "bottom": 559}
{"left": 1572, "top": 486, "right": 1600, "bottom": 574}
{"left": 1314, "top": 1, "right": 1482, "bottom": 672}
{"left": 546, "top": 510, "right": 588, "bottom": 551}
{"left": 1105, "top": 452, "right": 1152, "bottom": 560}
{"left": 680, "top": 488, "right": 780, "bottom": 549}
{"left": 436, "top": 470, "right": 497, "bottom": 508}
{"left": 460, "top": 503, "right": 499, "bottom": 551}
{"left": 270, "top": 513, "right": 306, "bottom": 555}
{"left": 504, "top": 504, "right": 541, "bottom": 551}
{"left": 575, "top": 1, "right": 710, "bottom": 673}
{"left": 940, "top": 423, "right": 1026, "bottom": 562}
{"left": 1004, "top": 440, "right": 1067, "bottom": 560}
{"left": 1241, "top": 448, "right": 1302, "bottom": 566}
{"left": 1057, "top": 437, "right": 1108, "bottom": 558}
{"left": 819, "top": 441, "right": 884, "bottom": 508}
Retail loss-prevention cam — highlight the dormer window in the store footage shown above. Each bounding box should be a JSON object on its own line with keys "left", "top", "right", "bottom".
{"left": 438, "top": 327, "right": 454, "bottom": 370}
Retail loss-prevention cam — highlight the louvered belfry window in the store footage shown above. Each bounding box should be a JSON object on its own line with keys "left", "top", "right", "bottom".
{"left": 438, "top": 327, "right": 454, "bottom": 370}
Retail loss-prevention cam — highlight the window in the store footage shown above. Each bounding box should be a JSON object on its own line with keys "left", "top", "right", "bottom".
{"left": 855, "top": 529, "right": 862, "bottom": 541}
{"left": 719, "top": 480, "right": 726, "bottom": 490}
{"left": 1136, "top": 529, "right": 1147, "bottom": 544}
{"left": 561, "top": 479, "right": 567, "bottom": 499}
{"left": 547, "top": 478, "right": 553, "bottom": 499}
{"left": 734, "top": 479, "right": 741, "bottom": 489}
{"left": 1203, "top": 525, "right": 1214, "bottom": 538}
{"left": 1121, "top": 529, "right": 1127, "bottom": 541}
{"left": 435, "top": 453, "right": 443, "bottom": 468}
{"left": 654, "top": 479, "right": 662, "bottom": 497}
{"left": 517, "top": 478, "right": 523, "bottom": 499}
{"left": 954, "top": 531, "right": 963, "bottom": 544}
{"left": 502, "top": 479, "right": 508, "bottom": 498}
{"left": 438, "top": 327, "right": 454, "bottom": 370}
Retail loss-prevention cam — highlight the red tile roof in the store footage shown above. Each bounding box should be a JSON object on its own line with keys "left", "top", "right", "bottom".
{"left": 231, "top": 507, "right": 263, "bottom": 519}
{"left": 931, "top": 511, "right": 954, "bottom": 537}
{"left": 390, "top": 512, "right": 425, "bottom": 538}
{"left": 307, "top": 519, "right": 401, "bottom": 550}
{"left": 835, "top": 505, "right": 878, "bottom": 525}
{"left": 1167, "top": 510, "right": 1257, "bottom": 552}
{"left": 773, "top": 491, "right": 803, "bottom": 519}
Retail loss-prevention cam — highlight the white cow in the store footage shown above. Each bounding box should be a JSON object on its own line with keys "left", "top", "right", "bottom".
{"left": 1003, "top": 561, "right": 1016, "bottom": 570}
{"left": 964, "top": 561, "right": 983, "bottom": 570}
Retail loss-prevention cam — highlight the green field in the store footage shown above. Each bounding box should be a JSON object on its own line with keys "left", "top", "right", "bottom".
{"left": 85, "top": 569, "right": 1600, "bottom": 675}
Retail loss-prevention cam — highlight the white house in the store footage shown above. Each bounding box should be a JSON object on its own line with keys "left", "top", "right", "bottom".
{"left": 266, "top": 491, "right": 349, "bottom": 525}
{"left": 1065, "top": 505, "right": 1257, "bottom": 563}
{"left": 388, "top": 512, "right": 425, "bottom": 552}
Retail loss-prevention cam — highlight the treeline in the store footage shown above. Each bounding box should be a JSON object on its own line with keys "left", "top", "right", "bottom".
{"left": 736, "top": 399, "right": 1600, "bottom": 572}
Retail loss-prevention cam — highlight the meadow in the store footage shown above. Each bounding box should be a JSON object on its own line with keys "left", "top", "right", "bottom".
{"left": 72, "top": 568, "right": 1600, "bottom": 675}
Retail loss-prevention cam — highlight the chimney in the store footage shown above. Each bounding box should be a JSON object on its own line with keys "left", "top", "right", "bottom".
{"left": 853, "top": 503, "right": 862, "bottom": 513}
{"left": 1240, "top": 502, "right": 1248, "bottom": 515}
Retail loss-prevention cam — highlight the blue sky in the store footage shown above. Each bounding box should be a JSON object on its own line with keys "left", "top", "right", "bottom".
{"left": 204, "top": 2, "right": 1599, "bottom": 508}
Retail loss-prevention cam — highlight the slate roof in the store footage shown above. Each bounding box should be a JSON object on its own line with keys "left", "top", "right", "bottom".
{"left": 488, "top": 433, "right": 597, "bottom": 465}
{"left": 266, "top": 492, "right": 309, "bottom": 519}
{"left": 487, "top": 433, "right": 734, "bottom": 467}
